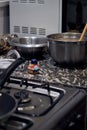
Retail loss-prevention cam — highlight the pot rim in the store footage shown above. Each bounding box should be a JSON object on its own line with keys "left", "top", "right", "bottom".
{"left": 8, "top": 36, "right": 48, "bottom": 48}
{"left": 47, "top": 32, "right": 87, "bottom": 43}
{"left": 10, "top": 42, "right": 48, "bottom": 48}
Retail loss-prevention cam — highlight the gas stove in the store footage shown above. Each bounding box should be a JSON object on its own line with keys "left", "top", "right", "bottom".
{"left": 0, "top": 55, "right": 86, "bottom": 130}
{"left": 0, "top": 75, "right": 86, "bottom": 130}
{"left": 2, "top": 76, "right": 65, "bottom": 117}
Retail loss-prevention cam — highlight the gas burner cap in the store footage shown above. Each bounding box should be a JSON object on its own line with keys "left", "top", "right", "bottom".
{"left": 14, "top": 90, "right": 31, "bottom": 104}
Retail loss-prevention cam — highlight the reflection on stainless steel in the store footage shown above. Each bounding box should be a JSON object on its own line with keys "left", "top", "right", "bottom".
{"left": 18, "top": 106, "right": 35, "bottom": 111}
{"left": 8, "top": 37, "right": 48, "bottom": 58}
{"left": 47, "top": 32, "right": 87, "bottom": 65}
{"left": 6, "top": 49, "right": 21, "bottom": 59}
{"left": 0, "top": 59, "right": 15, "bottom": 69}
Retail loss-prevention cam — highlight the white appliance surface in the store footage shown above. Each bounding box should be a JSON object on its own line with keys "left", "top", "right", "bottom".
{"left": 0, "top": 58, "right": 15, "bottom": 69}
{"left": 10, "top": 0, "right": 62, "bottom": 37}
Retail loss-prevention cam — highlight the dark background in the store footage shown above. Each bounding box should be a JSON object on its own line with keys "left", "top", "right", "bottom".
{"left": 62, "top": 0, "right": 87, "bottom": 32}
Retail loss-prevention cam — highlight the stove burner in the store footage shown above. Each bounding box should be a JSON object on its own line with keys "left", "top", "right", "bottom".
{"left": 16, "top": 92, "right": 53, "bottom": 117}
{"left": 14, "top": 90, "right": 31, "bottom": 104}
{"left": 3, "top": 77, "right": 65, "bottom": 117}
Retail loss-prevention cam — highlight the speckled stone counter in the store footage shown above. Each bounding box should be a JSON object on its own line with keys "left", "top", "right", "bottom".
{"left": 11, "top": 58, "right": 87, "bottom": 88}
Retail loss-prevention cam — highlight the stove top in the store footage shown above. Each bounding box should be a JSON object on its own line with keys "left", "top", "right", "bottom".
{"left": 2, "top": 76, "right": 65, "bottom": 117}
{"left": 0, "top": 54, "right": 86, "bottom": 130}
{"left": 0, "top": 76, "right": 86, "bottom": 130}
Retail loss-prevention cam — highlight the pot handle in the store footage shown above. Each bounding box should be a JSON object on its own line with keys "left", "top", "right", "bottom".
{"left": 6, "top": 49, "right": 21, "bottom": 59}
{"left": 0, "top": 57, "right": 25, "bottom": 88}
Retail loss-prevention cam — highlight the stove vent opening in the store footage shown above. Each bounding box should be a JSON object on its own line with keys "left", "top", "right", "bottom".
{"left": 20, "top": 0, "right": 27, "bottom": 3}
{"left": 22, "top": 26, "right": 29, "bottom": 34}
{"left": 39, "top": 28, "right": 46, "bottom": 35}
{"left": 12, "top": 0, "right": 45, "bottom": 4}
{"left": 13, "top": 26, "right": 46, "bottom": 36}
{"left": 29, "top": 0, "right": 36, "bottom": 3}
{"left": 14, "top": 26, "right": 20, "bottom": 33}
{"left": 38, "top": 0, "right": 45, "bottom": 4}
{"left": 30, "top": 27, "right": 37, "bottom": 35}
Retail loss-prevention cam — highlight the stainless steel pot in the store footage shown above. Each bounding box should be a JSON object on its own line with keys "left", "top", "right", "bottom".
{"left": 8, "top": 36, "right": 48, "bottom": 59}
{"left": 47, "top": 32, "right": 87, "bottom": 66}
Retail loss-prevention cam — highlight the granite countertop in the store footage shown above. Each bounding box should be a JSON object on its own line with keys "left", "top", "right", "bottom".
{"left": 1, "top": 50, "right": 87, "bottom": 88}
{"left": 11, "top": 58, "right": 87, "bottom": 89}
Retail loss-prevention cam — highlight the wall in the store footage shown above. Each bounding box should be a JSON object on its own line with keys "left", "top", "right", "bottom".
{"left": 0, "top": 1, "right": 9, "bottom": 34}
